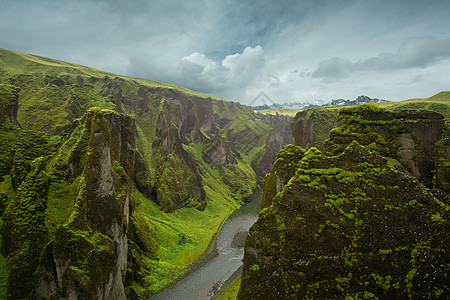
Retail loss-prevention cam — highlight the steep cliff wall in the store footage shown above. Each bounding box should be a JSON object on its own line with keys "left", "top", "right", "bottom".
{"left": 34, "top": 108, "right": 136, "bottom": 299}
{"left": 0, "top": 107, "right": 144, "bottom": 299}
{"left": 0, "top": 84, "right": 19, "bottom": 126}
{"left": 240, "top": 104, "right": 450, "bottom": 299}
{"left": 291, "top": 107, "right": 339, "bottom": 151}
{"left": 240, "top": 141, "right": 449, "bottom": 299}
{"left": 325, "top": 104, "right": 446, "bottom": 189}
{"left": 5, "top": 69, "right": 290, "bottom": 212}
{"left": 252, "top": 113, "right": 293, "bottom": 177}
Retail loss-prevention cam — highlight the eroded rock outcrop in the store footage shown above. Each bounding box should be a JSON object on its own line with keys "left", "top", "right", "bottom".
{"left": 239, "top": 142, "right": 449, "bottom": 299}
{"left": 291, "top": 107, "right": 339, "bottom": 151}
{"left": 434, "top": 120, "right": 450, "bottom": 195}
{"left": 325, "top": 104, "right": 446, "bottom": 189}
{"left": 154, "top": 101, "right": 206, "bottom": 212}
{"left": 252, "top": 113, "right": 293, "bottom": 177}
{"left": 33, "top": 108, "right": 136, "bottom": 299}
{"left": 0, "top": 84, "right": 19, "bottom": 126}
{"left": 203, "top": 137, "right": 237, "bottom": 167}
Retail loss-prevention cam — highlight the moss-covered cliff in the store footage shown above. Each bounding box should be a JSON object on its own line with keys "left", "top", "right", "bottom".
{"left": 291, "top": 107, "right": 339, "bottom": 151}
{"left": 33, "top": 108, "right": 139, "bottom": 299}
{"left": 0, "top": 105, "right": 150, "bottom": 299}
{"left": 325, "top": 103, "right": 447, "bottom": 190}
{"left": 0, "top": 48, "right": 293, "bottom": 297}
{"left": 239, "top": 103, "right": 450, "bottom": 299}
{"left": 240, "top": 141, "right": 449, "bottom": 299}
{"left": 0, "top": 48, "right": 292, "bottom": 212}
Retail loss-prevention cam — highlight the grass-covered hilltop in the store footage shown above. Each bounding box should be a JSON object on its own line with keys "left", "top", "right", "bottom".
{"left": 239, "top": 102, "right": 450, "bottom": 299}
{"left": 0, "top": 48, "right": 292, "bottom": 299}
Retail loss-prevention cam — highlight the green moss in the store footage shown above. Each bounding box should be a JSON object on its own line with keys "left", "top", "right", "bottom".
{"left": 262, "top": 171, "right": 277, "bottom": 209}
{"left": 276, "top": 216, "right": 286, "bottom": 232}
{"left": 2, "top": 156, "right": 51, "bottom": 298}
{"left": 249, "top": 264, "right": 260, "bottom": 272}
{"left": 156, "top": 152, "right": 205, "bottom": 212}
{"left": 430, "top": 212, "right": 445, "bottom": 225}
{"left": 45, "top": 177, "right": 81, "bottom": 234}
{"left": 212, "top": 275, "right": 241, "bottom": 300}
{"left": 300, "top": 147, "right": 323, "bottom": 166}
{"left": 52, "top": 225, "right": 117, "bottom": 290}
{"left": 129, "top": 212, "right": 159, "bottom": 259}
{"left": 0, "top": 230, "right": 8, "bottom": 299}
{"left": 291, "top": 106, "right": 340, "bottom": 150}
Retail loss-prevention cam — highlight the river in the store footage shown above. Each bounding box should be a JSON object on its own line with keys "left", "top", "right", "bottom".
{"left": 149, "top": 194, "right": 262, "bottom": 300}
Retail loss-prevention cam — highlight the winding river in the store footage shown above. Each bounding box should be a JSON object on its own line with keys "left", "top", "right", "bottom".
{"left": 149, "top": 194, "right": 262, "bottom": 300}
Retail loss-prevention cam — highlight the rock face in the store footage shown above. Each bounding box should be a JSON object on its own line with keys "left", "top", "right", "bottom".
{"left": 435, "top": 121, "right": 450, "bottom": 194}
{"left": 203, "top": 137, "right": 237, "bottom": 167}
{"left": 239, "top": 142, "right": 449, "bottom": 299}
{"left": 0, "top": 84, "right": 19, "bottom": 126}
{"left": 325, "top": 104, "right": 446, "bottom": 189}
{"left": 0, "top": 107, "right": 140, "bottom": 299}
{"left": 1, "top": 156, "right": 51, "bottom": 299}
{"left": 33, "top": 108, "right": 136, "bottom": 299}
{"left": 291, "top": 107, "right": 339, "bottom": 151}
{"left": 253, "top": 113, "right": 293, "bottom": 177}
{"left": 153, "top": 100, "right": 206, "bottom": 212}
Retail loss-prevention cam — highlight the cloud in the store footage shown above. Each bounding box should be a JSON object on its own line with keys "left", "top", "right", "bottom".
{"left": 391, "top": 75, "right": 424, "bottom": 86}
{"left": 311, "top": 57, "right": 353, "bottom": 80}
{"left": 2, "top": 0, "right": 450, "bottom": 103}
{"left": 176, "top": 46, "right": 269, "bottom": 96}
{"left": 312, "top": 37, "right": 450, "bottom": 80}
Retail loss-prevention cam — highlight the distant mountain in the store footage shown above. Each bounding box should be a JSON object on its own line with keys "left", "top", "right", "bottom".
{"left": 249, "top": 100, "right": 326, "bottom": 111}
{"left": 249, "top": 95, "right": 388, "bottom": 111}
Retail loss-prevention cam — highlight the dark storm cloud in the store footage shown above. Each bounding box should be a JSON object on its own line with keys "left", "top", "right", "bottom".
{"left": 1, "top": 0, "right": 450, "bottom": 102}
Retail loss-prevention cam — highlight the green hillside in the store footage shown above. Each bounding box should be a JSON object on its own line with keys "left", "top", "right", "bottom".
{"left": 257, "top": 108, "right": 301, "bottom": 117}
{"left": 381, "top": 91, "right": 450, "bottom": 119}
{"left": 0, "top": 48, "right": 223, "bottom": 100}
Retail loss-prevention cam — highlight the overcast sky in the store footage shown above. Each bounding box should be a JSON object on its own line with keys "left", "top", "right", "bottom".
{"left": 1, "top": 0, "right": 450, "bottom": 104}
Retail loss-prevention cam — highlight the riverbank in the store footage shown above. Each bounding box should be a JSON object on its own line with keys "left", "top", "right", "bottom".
{"left": 149, "top": 193, "right": 262, "bottom": 299}
{"left": 178, "top": 190, "right": 262, "bottom": 281}
{"left": 211, "top": 267, "right": 242, "bottom": 300}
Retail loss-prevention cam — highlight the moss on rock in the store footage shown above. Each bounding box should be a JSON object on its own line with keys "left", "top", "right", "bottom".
{"left": 325, "top": 104, "right": 446, "bottom": 191}
{"left": 239, "top": 141, "right": 449, "bottom": 299}
{"left": 0, "top": 84, "right": 19, "bottom": 126}
{"left": 291, "top": 107, "right": 339, "bottom": 151}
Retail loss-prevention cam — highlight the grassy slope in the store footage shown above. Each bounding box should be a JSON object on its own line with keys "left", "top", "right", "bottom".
{"left": 0, "top": 48, "right": 223, "bottom": 100}
{"left": 259, "top": 91, "right": 450, "bottom": 120}
{"left": 135, "top": 140, "right": 257, "bottom": 293}
{"left": 132, "top": 186, "right": 239, "bottom": 293}
{"left": 380, "top": 91, "right": 450, "bottom": 119}
{"left": 257, "top": 108, "right": 301, "bottom": 117}
{"left": 212, "top": 275, "right": 241, "bottom": 300}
